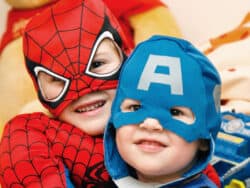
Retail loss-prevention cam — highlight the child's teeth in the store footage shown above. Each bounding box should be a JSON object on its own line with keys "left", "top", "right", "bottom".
{"left": 76, "top": 102, "right": 104, "bottom": 112}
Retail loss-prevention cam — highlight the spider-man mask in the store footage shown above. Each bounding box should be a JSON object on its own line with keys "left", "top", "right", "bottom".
{"left": 23, "top": 0, "right": 131, "bottom": 116}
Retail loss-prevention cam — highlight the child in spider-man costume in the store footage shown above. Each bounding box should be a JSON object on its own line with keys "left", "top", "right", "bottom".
{"left": 0, "top": 0, "right": 131, "bottom": 187}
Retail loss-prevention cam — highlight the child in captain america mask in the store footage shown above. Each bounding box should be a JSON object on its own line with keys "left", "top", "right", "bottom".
{"left": 0, "top": 0, "right": 130, "bottom": 187}
{"left": 104, "top": 35, "right": 222, "bottom": 187}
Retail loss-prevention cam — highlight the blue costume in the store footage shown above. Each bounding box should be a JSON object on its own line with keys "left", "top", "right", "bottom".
{"left": 104, "top": 35, "right": 222, "bottom": 187}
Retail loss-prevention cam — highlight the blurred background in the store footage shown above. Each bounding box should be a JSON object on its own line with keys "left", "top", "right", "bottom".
{"left": 1, "top": 0, "right": 250, "bottom": 45}
{"left": 0, "top": 1, "right": 9, "bottom": 37}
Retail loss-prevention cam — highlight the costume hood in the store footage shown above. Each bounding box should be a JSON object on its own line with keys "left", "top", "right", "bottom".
{"left": 104, "top": 35, "right": 221, "bottom": 187}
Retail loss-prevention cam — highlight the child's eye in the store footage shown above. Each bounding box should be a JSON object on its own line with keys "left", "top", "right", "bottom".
{"left": 127, "top": 104, "right": 141, "bottom": 112}
{"left": 170, "top": 106, "right": 195, "bottom": 124}
{"left": 52, "top": 76, "right": 62, "bottom": 82}
{"left": 121, "top": 99, "right": 141, "bottom": 112}
{"left": 37, "top": 71, "right": 67, "bottom": 101}
{"left": 170, "top": 108, "right": 183, "bottom": 117}
{"left": 90, "top": 61, "right": 104, "bottom": 69}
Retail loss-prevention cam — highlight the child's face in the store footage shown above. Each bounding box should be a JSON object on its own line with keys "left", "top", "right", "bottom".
{"left": 38, "top": 39, "right": 122, "bottom": 135}
{"left": 115, "top": 98, "right": 202, "bottom": 183}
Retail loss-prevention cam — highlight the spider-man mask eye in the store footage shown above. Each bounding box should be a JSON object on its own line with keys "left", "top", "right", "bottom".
{"left": 36, "top": 67, "right": 70, "bottom": 102}
{"left": 23, "top": 0, "right": 131, "bottom": 116}
{"left": 85, "top": 31, "right": 124, "bottom": 79}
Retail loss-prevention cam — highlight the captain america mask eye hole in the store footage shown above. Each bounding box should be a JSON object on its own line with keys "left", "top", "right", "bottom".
{"left": 170, "top": 106, "right": 195, "bottom": 125}
{"left": 36, "top": 67, "right": 69, "bottom": 102}
{"left": 121, "top": 98, "right": 141, "bottom": 112}
{"left": 86, "top": 32, "right": 123, "bottom": 78}
{"left": 120, "top": 99, "right": 195, "bottom": 125}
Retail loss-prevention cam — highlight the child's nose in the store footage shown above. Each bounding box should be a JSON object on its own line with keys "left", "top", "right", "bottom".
{"left": 139, "top": 118, "right": 163, "bottom": 131}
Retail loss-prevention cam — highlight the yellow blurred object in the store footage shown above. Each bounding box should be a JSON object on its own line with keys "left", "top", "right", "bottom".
{"left": 225, "top": 179, "right": 246, "bottom": 188}
{"left": 5, "top": 0, "right": 53, "bottom": 9}
{"left": 0, "top": 38, "right": 38, "bottom": 127}
{"left": 129, "top": 6, "right": 182, "bottom": 45}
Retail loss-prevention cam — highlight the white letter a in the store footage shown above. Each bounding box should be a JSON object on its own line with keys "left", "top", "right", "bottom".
{"left": 137, "top": 54, "right": 183, "bottom": 95}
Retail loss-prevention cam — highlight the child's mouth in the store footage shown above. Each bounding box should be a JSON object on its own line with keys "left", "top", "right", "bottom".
{"left": 75, "top": 100, "right": 106, "bottom": 113}
{"left": 135, "top": 139, "right": 166, "bottom": 153}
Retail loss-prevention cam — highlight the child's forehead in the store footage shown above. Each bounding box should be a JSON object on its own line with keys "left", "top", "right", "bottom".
{"left": 120, "top": 43, "right": 203, "bottom": 97}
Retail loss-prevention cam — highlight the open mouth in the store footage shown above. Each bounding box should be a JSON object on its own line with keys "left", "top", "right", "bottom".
{"left": 75, "top": 100, "right": 106, "bottom": 113}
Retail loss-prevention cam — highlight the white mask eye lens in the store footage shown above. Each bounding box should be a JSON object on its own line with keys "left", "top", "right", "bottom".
{"left": 35, "top": 67, "right": 69, "bottom": 102}
{"left": 86, "top": 32, "right": 123, "bottom": 78}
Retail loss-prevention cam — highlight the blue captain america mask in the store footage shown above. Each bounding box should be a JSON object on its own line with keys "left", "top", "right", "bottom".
{"left": 110, "top": 35, "right": 222, "bottom": 142}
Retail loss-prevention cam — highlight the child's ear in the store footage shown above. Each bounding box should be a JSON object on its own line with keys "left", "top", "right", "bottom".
{"left": 199, "top": 139, "right": 210, "bottom": 151}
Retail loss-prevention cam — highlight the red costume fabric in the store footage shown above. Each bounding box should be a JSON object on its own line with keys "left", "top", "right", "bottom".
{"left": 0, "top": 112, "right": 113, "bottom": 187}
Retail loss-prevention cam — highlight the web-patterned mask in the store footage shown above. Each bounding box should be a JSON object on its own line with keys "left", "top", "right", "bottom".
{"left": 23, "top": 0, "right": 131, "bottom": 116}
